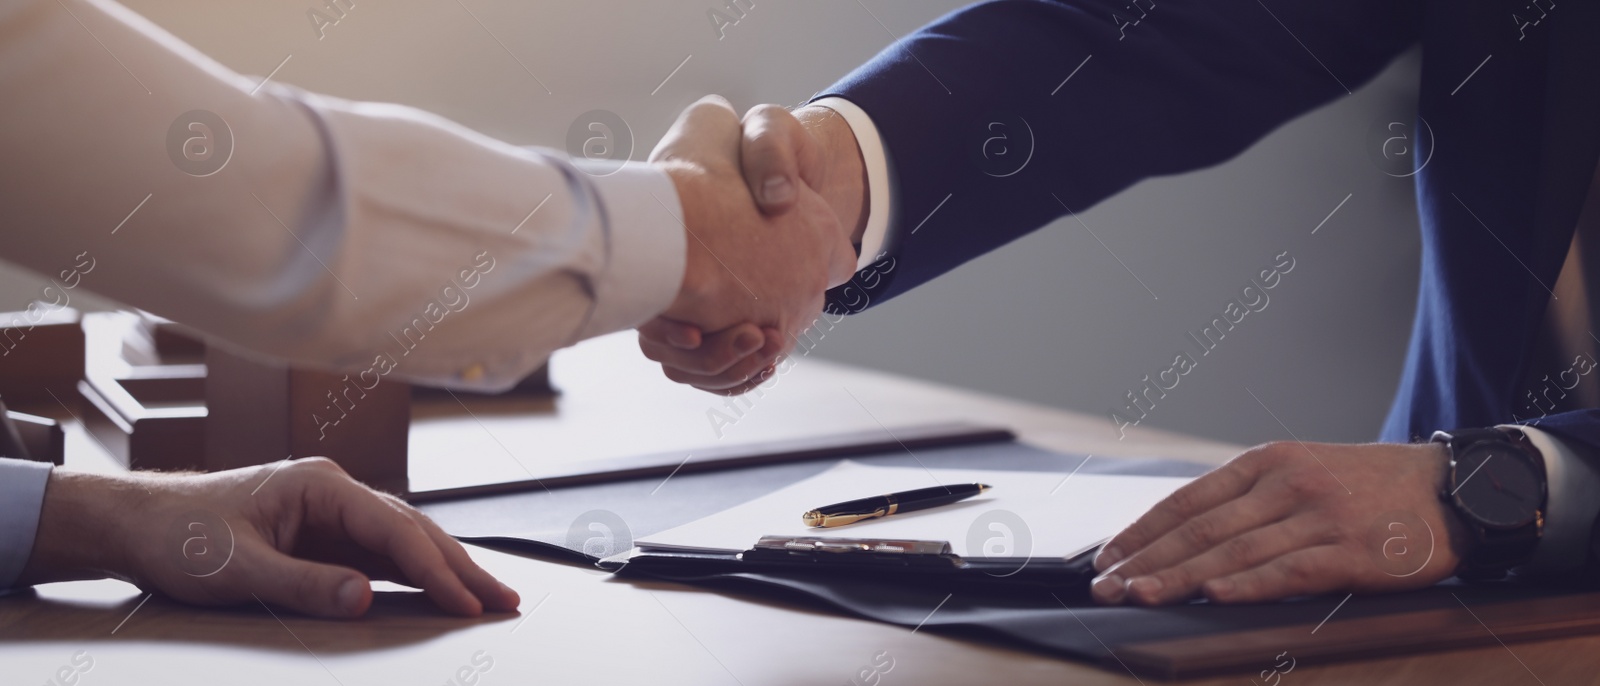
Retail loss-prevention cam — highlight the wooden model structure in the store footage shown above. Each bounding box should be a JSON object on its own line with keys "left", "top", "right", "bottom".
{"left": 41, "top": 309, "right": 550, "bottom": 493}
{"left": 0, "top": 306, "right": 76, "bottom": 464}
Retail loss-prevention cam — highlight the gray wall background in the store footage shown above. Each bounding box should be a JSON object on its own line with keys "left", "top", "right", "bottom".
{"left": 0, "top": 0, "right": 1424, "bottom": 446}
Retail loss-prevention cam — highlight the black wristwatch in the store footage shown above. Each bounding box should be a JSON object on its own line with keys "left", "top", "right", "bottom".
{"left": 1430, "top": 427, "right": 1547, "bottom": 579}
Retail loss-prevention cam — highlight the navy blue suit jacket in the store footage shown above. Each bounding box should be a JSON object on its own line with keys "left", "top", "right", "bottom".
{"left": 820, "top": 0, "right": 1600, "bottom": 453}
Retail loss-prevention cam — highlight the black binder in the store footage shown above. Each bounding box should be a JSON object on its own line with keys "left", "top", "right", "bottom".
{"left": 434, "top": 441, "right": 1600, "bottom": 679}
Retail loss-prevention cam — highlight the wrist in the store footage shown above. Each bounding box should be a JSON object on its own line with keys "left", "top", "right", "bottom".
{"left": 1424, "top": 442, "right": 1481, "bottom": 566}
{"left": 16, "top": 471, "right": 139, "bottom": 585}
{"left": 661, "top": 163, "right": 719, "bottom": 310}
{"left": 794, "top": 106, "right": 868, "bottom": 246}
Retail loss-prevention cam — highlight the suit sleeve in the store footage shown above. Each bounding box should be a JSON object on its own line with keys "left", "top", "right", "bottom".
{"left": 1522, "top": 410, "right": 1600, "bottom": 450}
{"left": 819, "top": 0, "right": 1424, "bottom": 313}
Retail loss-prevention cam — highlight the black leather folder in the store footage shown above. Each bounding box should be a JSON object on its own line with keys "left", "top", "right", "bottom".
{"left": 422, "top": 437, "right": 1600, "bottom": 680}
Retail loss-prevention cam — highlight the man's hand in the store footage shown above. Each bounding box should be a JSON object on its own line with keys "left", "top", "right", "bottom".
{"left": 1091, "top": 441, "right": 1470, "bottom": 605}
{"left": 641, "top": 102, "right": 868, "bottom": 395}
{"left": 17, "top": 458, "right": 520, "bottom": 619}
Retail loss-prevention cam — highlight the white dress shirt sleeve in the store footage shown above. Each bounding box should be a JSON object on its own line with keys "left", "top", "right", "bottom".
{"left": 809, "top": 97, "right": 896, "bottom": 269}
{"left": 0, "top": 0, "right": 685, "bottom": 392}
{"left": 1503, "top": 425, "right": 1600, "bottom": 573}
{"left": 0, "top": 458, "right": 52, "bottom": 589}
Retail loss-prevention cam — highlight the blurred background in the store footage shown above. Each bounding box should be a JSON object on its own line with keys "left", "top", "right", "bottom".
{"left": 0, "top": 0, "right": 1424, "bottom": 447}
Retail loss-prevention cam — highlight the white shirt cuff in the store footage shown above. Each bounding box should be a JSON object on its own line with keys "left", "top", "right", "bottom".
{"left": 809, "top": 97, "right": 896, "bottom": 269}
{"left": 0, "top": 458, "right": 52, "bottom": 588}
{"left": 1503, "top": 424, "right": 1600, "bottom": 573}
{"left": 569, "top": 160, "right": 687, "bottom": 342}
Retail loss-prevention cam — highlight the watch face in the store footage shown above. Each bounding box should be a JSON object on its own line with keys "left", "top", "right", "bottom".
{"left": 1452, "top": 442, "right": 1541, "bottom": 529}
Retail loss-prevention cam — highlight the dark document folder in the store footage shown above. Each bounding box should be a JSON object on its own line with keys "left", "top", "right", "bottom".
{"left": 426, "top": 440, "right": 1600, "bottom": 679}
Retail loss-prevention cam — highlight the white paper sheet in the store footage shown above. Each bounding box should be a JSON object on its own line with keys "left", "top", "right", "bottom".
{"left": 635, "top": 461, "right": 1192, "bottom": 559}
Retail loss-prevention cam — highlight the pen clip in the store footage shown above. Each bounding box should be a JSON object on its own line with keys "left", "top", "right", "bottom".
{"left": 804, "top": 508, "right": 891, "bottom": 528}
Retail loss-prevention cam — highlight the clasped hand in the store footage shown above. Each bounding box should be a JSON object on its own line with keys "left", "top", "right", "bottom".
{"left": 651, "top": 97, "right": 861, "bottom": 393}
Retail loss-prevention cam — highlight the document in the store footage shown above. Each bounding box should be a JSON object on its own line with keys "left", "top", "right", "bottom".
{"left": 635, "top": 461, "right": 1191, "bottom": 559}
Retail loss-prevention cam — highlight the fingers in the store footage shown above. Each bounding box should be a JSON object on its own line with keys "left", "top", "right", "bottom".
{"left": 1095, "top": 457, "right": 1263, "bottom": 572}
{"left": 1108, "top": 515, "right": 1331, "bottom": 606}
{"left": 718, "top": 362, "right": 779, "bottom": 397}
{"left": 638, "top": 318, "right": 703, "bottom": 350}
{"left": 239, "top": 539, "right": 372, "bottom": 619}
{"left": 640, "top": 322, "right": 765, "bottom": 376}
{"left": 1202, "top": 546, "right": 1353, "bottom": 604}
{"left": 740, "top": 104, "right": 826, "bottom": 215}
{"left": 1092, "top": 492, "right": 1284, "bottom": 604}
{"left": 295, "top": 468, "right": 482, "bottom": 616}
{"left": 687, "top": 327, "right": 785, "bottom": 393}
{"left": 664, "top": 352, "right": 776, "bottom": 392}
{"left": 399, "top": 496, "right": 520, "bottom": 613}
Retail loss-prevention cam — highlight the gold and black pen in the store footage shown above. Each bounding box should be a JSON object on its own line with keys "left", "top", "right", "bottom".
{"left": 802, "top": 483, "right": 991, "bottom": 528}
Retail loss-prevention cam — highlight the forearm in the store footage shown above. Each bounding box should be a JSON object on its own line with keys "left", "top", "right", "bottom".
{"left": 0, "top": 0, "right": 684, "bottom": 392}
{"left": 15, "top": 470, "right": 143, "bottom": 587}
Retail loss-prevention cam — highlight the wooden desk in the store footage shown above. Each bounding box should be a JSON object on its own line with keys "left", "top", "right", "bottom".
{"left": 1, "top": 333, "right": 1588, "bottom": 684}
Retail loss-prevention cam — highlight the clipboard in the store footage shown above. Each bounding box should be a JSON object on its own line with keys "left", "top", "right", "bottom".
{"left": 604, "top": 534, "right": 1101, "bottom": 595}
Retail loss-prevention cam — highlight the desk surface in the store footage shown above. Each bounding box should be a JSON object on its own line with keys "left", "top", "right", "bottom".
{"left": 2, "top": 333, "right": 1589, "bottom": 685}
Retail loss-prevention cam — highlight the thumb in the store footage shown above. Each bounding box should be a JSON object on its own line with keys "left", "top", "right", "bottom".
{"left": 639, "top": 317, "right": 703, "bottom": 350}
{"left": 243, "top": 542, "right": 372, "bottom": 619}
{"left": 740, "top": 104, "right": 824, "bottom": 215}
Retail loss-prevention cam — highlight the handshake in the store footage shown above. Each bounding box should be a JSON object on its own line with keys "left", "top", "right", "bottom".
{"left": 641, "top": 96, "right": 869, "bottom": 395}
